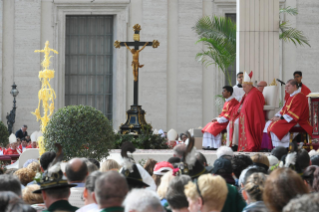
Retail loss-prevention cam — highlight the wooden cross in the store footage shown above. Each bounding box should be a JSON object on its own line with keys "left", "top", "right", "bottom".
{"left": 114, "top": 24, "right": 160, "bottom": 106}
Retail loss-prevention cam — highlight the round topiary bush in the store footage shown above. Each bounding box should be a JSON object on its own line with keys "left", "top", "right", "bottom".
{"left": 0, "top": 121, "right": 9, "bottom": 148}
{"left": 44, "top": 105, "right": 114, "bottom": 160}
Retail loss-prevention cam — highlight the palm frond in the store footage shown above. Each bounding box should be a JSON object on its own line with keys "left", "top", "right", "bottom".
{"left": 279, "top": 22, "right": 311, "bottom": 47}
{"left": 280, "top": 7, "right": 298, "bottom": 16}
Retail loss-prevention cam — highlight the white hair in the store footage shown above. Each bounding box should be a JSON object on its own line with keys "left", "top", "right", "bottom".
{"left": 309, "top": 150, "right": 319, "bottom": 158}
{"left": 216, "top": 146, "right": 234, "bottom": 159}
{"left": 123, "top": 189, "right": 164, "bottom": 212}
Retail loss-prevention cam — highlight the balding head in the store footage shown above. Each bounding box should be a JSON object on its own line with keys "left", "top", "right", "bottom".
{"left": 65, "top": 158, "right": 88, "bottom": 183}
{"left": 94, "top": 171, "right": 128, "bottom": 209}
{"left": 173, "top": 144, "right": 186, "bottom": 159}
{"left": 257, "top": 81, "right": 267, "bottom": 92}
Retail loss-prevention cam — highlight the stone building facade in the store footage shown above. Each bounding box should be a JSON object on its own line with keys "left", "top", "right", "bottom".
{"left": 0, "top": 0, "right": 318, "bottom": 134}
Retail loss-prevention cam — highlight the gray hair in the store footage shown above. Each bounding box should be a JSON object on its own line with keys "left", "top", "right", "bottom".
{"left": 173, "top": 144, "right": 186, "bottom": 158}
{"left": 0, "top": 175, "right": 22, "bottom": 196}
{"left": 123, "top": 189, "right": 164, "bottom": 212}
{"left": 85, "top": 171, "right": 103, "bottom": 193}
{"left": 216, "top": 146, "right": 234, "bottom": 159}
{"left": 95, "top": 171, "right": 128, "bottom": 207}
{"left": 166, "top": 175, "right": 191, "bottom": 210}
{"left": 83, "top": 159, "right": 99, "bottom": 174}
{"left": 283, "top": 193, "right": 319, "bottom": 212}
{"left": 287, "top": 79, "right": 299, "bottom": 88}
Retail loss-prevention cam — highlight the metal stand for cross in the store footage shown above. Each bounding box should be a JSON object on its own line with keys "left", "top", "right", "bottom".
{"left": 114, "top": 24, "right": 160, "bottom": 134}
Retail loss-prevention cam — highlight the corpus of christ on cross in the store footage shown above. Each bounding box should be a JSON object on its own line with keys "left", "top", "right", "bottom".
{"left": 114, "top": 24, "right": 160, "bottom": 134}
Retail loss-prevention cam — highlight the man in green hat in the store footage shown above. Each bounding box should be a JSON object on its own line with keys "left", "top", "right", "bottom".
{"left": 33, "top": 163, "right": 78, "bottom": 212}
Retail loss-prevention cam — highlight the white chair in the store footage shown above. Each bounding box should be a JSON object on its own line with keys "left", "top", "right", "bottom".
{"left": 18, "top": 149, "right": 39, "bottom": 168}
{"left": 263, "top": 85, "right": 279, "bottom": 120}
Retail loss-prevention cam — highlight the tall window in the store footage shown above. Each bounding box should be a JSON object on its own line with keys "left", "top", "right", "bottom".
{"left": 65, "top": 16, "right": 113, "bottom": 121}
{"left": 225, "top": 13, "right": 237, "bottom": 86}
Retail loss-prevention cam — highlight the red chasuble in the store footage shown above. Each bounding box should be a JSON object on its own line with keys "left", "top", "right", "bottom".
{"left": 284, "top": 84, "right": 311, "bottom": 102}
{"left": 202, "top": 98, "right": 239, "bottom": 136}
{"left": 268, "top": 92, "right": 313, "bottom": 140}
{"left": 4, "top": 148, "right": 19, "bottom": 155}
{"left": 236, "top": 87, "right": 265, "bottom": 152}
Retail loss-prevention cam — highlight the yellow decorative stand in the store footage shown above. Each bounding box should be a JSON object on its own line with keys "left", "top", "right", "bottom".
{"left": 32, "top": 41, "right": 58, "bottom": 155}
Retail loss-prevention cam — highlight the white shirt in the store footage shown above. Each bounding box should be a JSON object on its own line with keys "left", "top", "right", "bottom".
{"left": 232, "top": 84, "right": 245, "bottom": 102}
{"left": 76, "top": 203, "right": 99, "bottom": 212}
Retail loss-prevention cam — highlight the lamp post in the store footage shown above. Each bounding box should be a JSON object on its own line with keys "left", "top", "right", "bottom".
{"left": 6, "top": 82, "right": 19, "bottom": 134}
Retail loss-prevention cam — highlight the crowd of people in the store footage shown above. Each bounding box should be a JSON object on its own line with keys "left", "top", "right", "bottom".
{"left": 1, "top": 135, "right": 319, "bottom": 212}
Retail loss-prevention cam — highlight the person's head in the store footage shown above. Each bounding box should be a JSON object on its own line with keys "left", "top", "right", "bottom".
{"left": 251, "top": 153, "right": 270, "bottom": 171}
{"left": 31, "top": 141, "right": 37, "bottom": 148}
{"left": 13, "top": 168, "right": 36, "bottom": 186}
{"left": 271, "top": 146, "right": 288, "bottom": 161}
{"left": 123, "top": 189, "right": 164, "bottom": 212}
{"left": 196, "top": 152, "right": 208, "bottom": 167}
{"left": 286, "top": 79, "right": 299, "bottom": 94}
{"left": 167, "top": 157, "right": 181, "bottom": 168}
{"left": 184, "top": 174, "right": 228, "bottom": 212}
{"left": 0, "top": 175, "right": 22, "bottom": 196}
{"left": 212, "top": 157, "right": 232, "bottom": 175}
{"left": 180, "top": 133, "right": 188, "bottom": 142}
{"left": 84, "top": 160, "right": 99, "bottom": 174}
{"left": 27, "top": 161, "right": 41, "bottom": 173}
{"left": 22, "top": 125, "right": 28, "bottom": 133}
{"left": 296, "top": 149, "right": 310, "bottom": 174}
{"left": 257, "top": 81, "right": 267, "bottom": 92}
{"left": 242, "top": 172, "right": 267, "bottom": 204}
{"left": 143, "top": 158, "right": 158, "bottom": 176}
{"left": 311, "top": 155, "right": 319, "bottom": 166}
{"left": 22, "top": 185, "right": 44, "bottom": 204}
{"left": 40, "top": 151, "right": 56, "bottom": 171}
{"left": 0, "top": 191, "right": 36, "bottom": 212}
{"left": 283, "top": 193, "right": 319, "bottom": 212}
{"left": 237, "top": 72, "right": 243, "bottom": 84}
{"left": 173, "top": 143, "right": 186, "bottom": 159}
{"left": 41, "top": 187, "right": 71, "bottom": 208}
{"left": 21, "top": 138, "right": 27, "bottom": 147}
{"left": 243, "top": 83, "right": 253, "bottom": 94}
{"left": 88, "top": 158, "right": 100, "bottom": 169}
{"left": 263, "top": 168, "right": 309, "bottom": 212}
{"left": 65, "top": 158, "right": 88, "bottom": 183}
{"left": 238, "top": 165, "right": 266, "bottom": 187}
{"left": 153, "top": 162, "right": 174, "bottom": 188}
{"left": 16, "top": 137, "right": 21, "bottom": 145}
{"left": 303, "top": 165, "right": 319, "bottom": 192}
{"left": 222, "top": 85, "right": 233, "bottom": 98}
{"left": 157, "top": 171, "right": 175, "bottom": 199}
{"left": 83, "top": 171, "right": 103, "bottom": 205}
{"left": 94, "top": 171, "right": 128, "bottom": 209}
{"left": 166, "top": 175, "right": 192, "bottom": 211}
{"left": 293, "top": 71, "right": 302, "bottom": 84}
{"left": 231, "top": 154, "right": 253, "bottom": 179}
{"left": 216, "top": 146, "right": 233, "bottom": 159}
{"left": 100, "top": 159, "right": 121, "bottom": 172}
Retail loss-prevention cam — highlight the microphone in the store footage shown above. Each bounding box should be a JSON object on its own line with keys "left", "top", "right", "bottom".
{"left": 276, "top": 79, "right": 285, "bottom": 86}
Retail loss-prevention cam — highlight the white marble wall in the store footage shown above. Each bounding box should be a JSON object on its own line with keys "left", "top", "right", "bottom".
{"left": 237, "top": 0, "right": 280, "bottom": 84}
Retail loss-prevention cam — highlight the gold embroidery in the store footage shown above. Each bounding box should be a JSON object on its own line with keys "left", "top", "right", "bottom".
{"left": 288, "top": 111, "right": 299, "bottom": 119}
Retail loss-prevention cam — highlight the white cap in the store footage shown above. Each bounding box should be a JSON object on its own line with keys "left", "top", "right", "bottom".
{"left": 9, "top": 133, "right": 17, "bottom": 144}
{"left": 37, "top": 131, "right": 43, "bottom": 142}
{"left": 243, "top": 71, "right": 253, "bottom": 84}
{"left": 31, "top": 131, "right": 38, "bottom": 142}
{"left": 167, "top": 129, "right": 177, "bottom": 141}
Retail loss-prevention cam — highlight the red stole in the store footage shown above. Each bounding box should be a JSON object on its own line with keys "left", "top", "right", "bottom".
{"left": 268, "top": 92, "right": 313, "bottom": 140}
{"left": 231, "top": 87, "right": 265, "bottom": 152}
{"left": 202, "top": 98, "right": 239, "bottom": 136}
{"left": 284, "top": 84, "right": 311, "bottom": 102}
{"left": 4, "top": 148, "right": 19, "bottom": 155}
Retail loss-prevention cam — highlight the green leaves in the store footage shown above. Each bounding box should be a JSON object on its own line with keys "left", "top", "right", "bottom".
{"left": 44, "top": 105, "right": 115, "bottom": 161}
{"left": 193, "top": 16, "right": 236, "bottom": 85}
{"left": 279, "top": 21, "right": 311, "bottom": 47}
{"left": 280, "top": 7, "right": 298, "bottom": 16}
{"left": 0, "top": 121, "right": 9, "bottom": 148}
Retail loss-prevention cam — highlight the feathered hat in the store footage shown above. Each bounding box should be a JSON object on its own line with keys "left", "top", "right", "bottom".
{"left": 119, "top": 141, "right": 149, "bottom": 188}
{"left": 243, "top": 71, "right": 253, "bottom": 85}
{"left": 33, "top": 143, "right": 76, "bottom": 193}
{"left": 175, "top": 131, "right": 207, "bottom": 179}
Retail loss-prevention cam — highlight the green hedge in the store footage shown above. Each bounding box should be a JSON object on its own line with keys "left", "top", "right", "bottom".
{"left": 44, "top": 105, "right": 114, "bottom": 160}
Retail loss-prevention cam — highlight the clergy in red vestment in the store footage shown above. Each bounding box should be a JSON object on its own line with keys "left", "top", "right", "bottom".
{"left": 268, "top": 79, "right": 312, "bottom": 147}
{"left": 284, "top": 71, "right": 311, "bottom": 102}
{"left": 202, "top": 86, "right": 239, "bottom": 149}
{"left": 4, "top": 133, "right": 19, "bottom": 155}
{"left": 229, "top": 71, "right": 265, "bottom": 152}
{"left": 17, "top": 137, "right": 28, "bottom": 153}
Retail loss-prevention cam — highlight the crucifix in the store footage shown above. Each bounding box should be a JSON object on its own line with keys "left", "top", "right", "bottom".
{"left": 114, "top": 24, "right": 160, "bottom": 134}
{"left": 114, "top": 24, "right": 160, "bottom": 106}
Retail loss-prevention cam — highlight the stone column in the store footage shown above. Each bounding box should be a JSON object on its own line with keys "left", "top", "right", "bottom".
{"left": 236, "top": 0, "right": 279, "bottom": 84}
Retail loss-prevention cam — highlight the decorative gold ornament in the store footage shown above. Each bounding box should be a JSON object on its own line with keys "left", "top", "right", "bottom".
{"left": 114, "top": 40, "right": 121, "bottom": 48}
{"left": 124, "top": 42, "right": 149, "bottom": 81}
{"left": 269, "top": 78, "right": 277, "bottom": 86}
{"left": 133, "top": 24, "right": 141, "bottom": 32}
{"left": 32, "top": 41, "right": 58, "bottom": 156}
{"left": 152, "top": 40, "right": 160, "bottom": 48}
{"left": 133, "top": 34, "right": 140, "bottom": 41}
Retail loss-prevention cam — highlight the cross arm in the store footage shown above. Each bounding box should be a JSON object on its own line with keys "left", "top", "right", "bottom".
{"left": 114, "top": 40, "right": 160, "bottom": 49}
